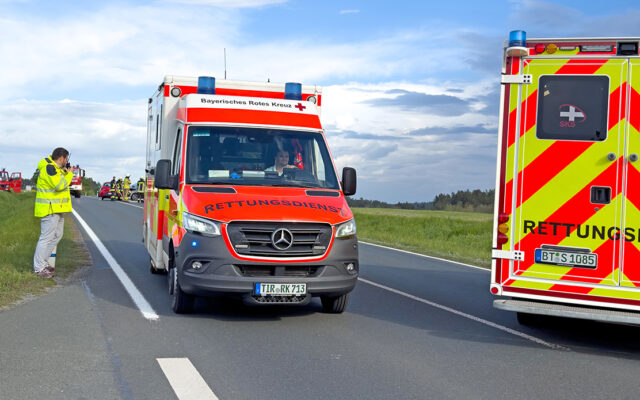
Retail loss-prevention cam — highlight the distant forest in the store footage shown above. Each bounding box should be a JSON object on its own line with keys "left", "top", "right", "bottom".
{"left": 347, "top": 189, "right": 494, "bottom": 214}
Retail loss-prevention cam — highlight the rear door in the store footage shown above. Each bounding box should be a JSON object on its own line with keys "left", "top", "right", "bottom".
{"left": 620, "top": 59, "right": 640, "bottom": 288}
{"left": 512, "top": 58, "right": 627, "bottom": 287}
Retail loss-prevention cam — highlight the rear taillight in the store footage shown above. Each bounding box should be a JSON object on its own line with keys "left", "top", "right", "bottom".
{"left": 497, "top": 213, "right": 509, "bottom": 245}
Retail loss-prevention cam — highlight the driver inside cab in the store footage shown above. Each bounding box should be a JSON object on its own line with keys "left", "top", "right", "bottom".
{"left": 265, "top": 149, "right": 296, "bottom": 175}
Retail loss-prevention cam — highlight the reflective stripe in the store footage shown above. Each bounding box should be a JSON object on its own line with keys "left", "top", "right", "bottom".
{"left": 35, "top": 197, "right": 70, "bottom": 204}
{"left": 54, "top": 177, "right": 68, "bottom": 191}
{"left": 36, "top": 188, "right": 56, "bottom": 193}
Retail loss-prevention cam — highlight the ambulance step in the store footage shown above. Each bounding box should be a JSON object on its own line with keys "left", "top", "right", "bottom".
{"left": 494, "top": 299, "right": 640, "bottom": 325}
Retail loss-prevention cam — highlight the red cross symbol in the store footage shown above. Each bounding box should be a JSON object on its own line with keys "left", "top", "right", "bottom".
{"left": 295, "top": 103, "right": 306, "bottom": 111}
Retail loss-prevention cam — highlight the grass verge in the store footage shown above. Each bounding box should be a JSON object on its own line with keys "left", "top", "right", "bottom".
{"left": 0, "top": 192, "right": 89, "bottom": 308}
{"left": 352, "top": 207, "right": 492, "bottom": 268}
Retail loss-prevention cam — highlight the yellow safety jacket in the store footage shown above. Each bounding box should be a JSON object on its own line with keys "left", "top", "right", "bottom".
{"left": 124, "top": 177, "right": 131, "bottom": 189}
{"left": 34, "top": 157, "right": 73, "bottom": 217}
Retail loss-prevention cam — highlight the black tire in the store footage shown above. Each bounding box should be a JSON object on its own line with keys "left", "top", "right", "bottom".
{"left": 149, "top": 258, "right": 162, "bottom": 274}
{"left": 172, "top": 269, "right": 194, "bottom": 314}
{"left": 321, "top": 293, "right": 349, "bottom": 313}
{"left": 168, "top": 267, "right": 175, "bottom": 295}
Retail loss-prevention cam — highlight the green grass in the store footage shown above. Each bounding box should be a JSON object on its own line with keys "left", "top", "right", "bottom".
{"left": 0, "top": 192, "right": 89, "bottom": 308}
{"left": 353, "top": 208, "right": 493, "bottom": 268}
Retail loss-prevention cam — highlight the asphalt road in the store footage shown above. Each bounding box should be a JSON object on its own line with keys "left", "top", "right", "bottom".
{"left": 3, "top": 196, "right": 640, "bottom": 399}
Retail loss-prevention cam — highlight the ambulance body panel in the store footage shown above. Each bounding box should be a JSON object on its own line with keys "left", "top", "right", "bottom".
{"left": 491, "top": 33, "right": 640, "bottom": 323}
{"left": 144, "top": 76, "right": 357, "bottom": 312}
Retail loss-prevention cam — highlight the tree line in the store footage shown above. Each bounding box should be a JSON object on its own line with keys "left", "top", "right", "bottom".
{"left": 346, "top": 189, "right": 494, "bottom": 213}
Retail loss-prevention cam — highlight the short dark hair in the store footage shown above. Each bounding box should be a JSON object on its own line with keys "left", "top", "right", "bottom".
{"left": 52, "top": 147, "right": 69, "bottom": 160}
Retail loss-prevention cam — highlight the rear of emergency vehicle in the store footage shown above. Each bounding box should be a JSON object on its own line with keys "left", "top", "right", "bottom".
{"left": 491, "top": 31, "right": 640, "bottom": 325}
{"left": 69, "top": 165, "right": 84, "bottom": 198}
{"left": 144, "top": 76, "right": 358, "bottom": 314}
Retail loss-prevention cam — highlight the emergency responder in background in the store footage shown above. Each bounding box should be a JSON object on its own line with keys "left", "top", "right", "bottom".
{"left": 109, "top": 176, "right": 117, "bottom": 198}
{"left": 123, "top": 174, "right": 131, "bottom": 201}
{"left": 33, "top": 147, "right": 73, "bottom": 278}
{"left": 137, "top": 177, "right": 145, "bottom": 203}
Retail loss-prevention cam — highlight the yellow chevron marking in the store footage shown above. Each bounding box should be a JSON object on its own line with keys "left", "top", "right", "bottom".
{"left": 515, "top": 194, "right": 621, "bottom": 284}
{"left": 513, "top": 133, "right": 622, "bottom": 241}
{"left": 506, "top": 278, "right": 555, "bottom": 291}
{"left": 588, "top": 284, "right": 640, "bottom": 301}
{"left": 630, "top": 60, "right": 640, "bottom": 95}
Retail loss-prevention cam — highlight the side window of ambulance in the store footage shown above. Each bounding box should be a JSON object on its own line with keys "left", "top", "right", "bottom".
{"left": 536, "top": 75, "right": 609, "bottom": 141}
{"left": 172, "top": 129, "right": 183, "bottom": 176}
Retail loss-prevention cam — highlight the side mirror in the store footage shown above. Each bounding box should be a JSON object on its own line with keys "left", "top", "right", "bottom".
{"left": 82, "top": 170, "right": 86, "bottom": 178}
{"left": 341, "top": 167, "right": 357, "bottom": 196}
{"left": 154, "top": 160, "right": 173, "bottom": 189}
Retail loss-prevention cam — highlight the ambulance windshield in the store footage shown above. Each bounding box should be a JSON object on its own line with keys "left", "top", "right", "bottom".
{"left": 185, "top": 126, "right": 340, "bottom": 189}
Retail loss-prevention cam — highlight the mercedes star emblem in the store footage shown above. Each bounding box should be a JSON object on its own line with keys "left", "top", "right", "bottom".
{"left": 271, "top": 228, "right": 294, "bottom": 250}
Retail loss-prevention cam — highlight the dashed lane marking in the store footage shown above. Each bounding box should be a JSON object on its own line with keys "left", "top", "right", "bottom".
{"left": 157, "top": 358, "right": 219, "bottom": 400}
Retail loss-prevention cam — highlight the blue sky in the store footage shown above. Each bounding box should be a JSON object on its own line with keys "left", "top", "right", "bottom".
{"left": 1, "top": 0, "right": 639, "bottom": 202}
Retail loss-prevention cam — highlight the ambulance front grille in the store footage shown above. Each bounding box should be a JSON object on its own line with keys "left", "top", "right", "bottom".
{"left": 227, "top": 222, "right": 332, "bottom": 257}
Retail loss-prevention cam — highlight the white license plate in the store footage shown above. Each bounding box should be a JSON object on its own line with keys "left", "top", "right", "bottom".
{"left": 535, "top": 248, "right": 597, "bottom": 269}
{"left": 254, "top": 283, "right": 307, "bottom": 296}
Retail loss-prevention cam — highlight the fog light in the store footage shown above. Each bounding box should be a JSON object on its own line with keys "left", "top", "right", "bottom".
{"left": 345, "top": 262, "right": 356, "bottom": 273}
{"left": 192, "top": 261, "right": 202, "bottom": 270}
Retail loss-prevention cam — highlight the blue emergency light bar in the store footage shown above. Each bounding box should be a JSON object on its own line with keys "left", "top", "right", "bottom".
{"left": 509, "top": 30, "right": 526, "bottom": 48}
{"left": 197, "top": 76, "right": 216, "bottom": 95}
{"left": 284, "top": 82, "right": 302, "bottom": 100}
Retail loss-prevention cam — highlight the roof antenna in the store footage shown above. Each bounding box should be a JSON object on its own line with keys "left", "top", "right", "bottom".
{"left": 224, "top": 48, "right": 227, "bottom": 79}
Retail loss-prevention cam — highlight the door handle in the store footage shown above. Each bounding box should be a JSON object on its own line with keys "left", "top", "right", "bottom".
{"left": 630, "top": 153, "right": 639, "bottom": 162}
{"left": 607, "top": 152, "right": 617, "bottom": 161}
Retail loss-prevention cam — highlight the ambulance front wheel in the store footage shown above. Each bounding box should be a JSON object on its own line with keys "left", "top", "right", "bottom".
{"left": 321, "top": 293, "right": 349, "bottom": 313}
{"left": 171, "top": 268, "right": 194, "bottom": 314}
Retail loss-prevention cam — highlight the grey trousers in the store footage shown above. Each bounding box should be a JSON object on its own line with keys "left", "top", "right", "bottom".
{"left": 33, "top": 213, "right": 65, "bottom": 272}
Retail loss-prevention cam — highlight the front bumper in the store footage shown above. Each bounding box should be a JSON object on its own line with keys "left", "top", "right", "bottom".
{"left": 174, "top": 231, "right": 359, "bottom": 303}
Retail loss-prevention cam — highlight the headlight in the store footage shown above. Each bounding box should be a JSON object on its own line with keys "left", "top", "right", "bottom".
{"left": 335, "top": 219, "right": 356, "bottom": 238}
{"left": 182, "top": 212, "right": 221, "bottom": 236}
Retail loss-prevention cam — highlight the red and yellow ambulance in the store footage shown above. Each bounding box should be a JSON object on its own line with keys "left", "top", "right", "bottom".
{"left": 491, "top": 31, "right": 640, "bottom": 324}
{"left": 145, "top": 76, "right": 358, "bottom": 314}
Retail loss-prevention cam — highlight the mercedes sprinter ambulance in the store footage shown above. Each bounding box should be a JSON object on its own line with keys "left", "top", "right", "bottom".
{"left": 145, "top": 76, "right": 358, "bottom": 314}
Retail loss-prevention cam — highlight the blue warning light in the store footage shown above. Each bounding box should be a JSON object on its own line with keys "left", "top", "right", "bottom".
{"left": 191, "top": 241, "right": 198, "bottom": 247}
{"left": 509, "top": 30, "right": 526, "bottom": 48}
{"left": 197, "top": 76, "right": 216, "bottom": 95}
{"left": 284, "top": 82, "right": 302, "bottom": 100}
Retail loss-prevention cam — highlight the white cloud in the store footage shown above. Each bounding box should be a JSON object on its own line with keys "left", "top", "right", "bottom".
{"left": 339, "top": 9, "right": 360, "bottom": 14}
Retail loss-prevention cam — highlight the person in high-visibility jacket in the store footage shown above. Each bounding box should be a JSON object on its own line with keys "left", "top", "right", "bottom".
{"left": 33, "top": 147, "right": 73, "bottom": 278}
{"left": 123, "top": 175, "right": 131, "bottom": 201}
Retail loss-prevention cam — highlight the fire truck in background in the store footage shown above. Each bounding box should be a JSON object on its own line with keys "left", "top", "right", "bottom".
{"left": 145, "top": 76, "right": 359, "bottom": 314}
{"left": 0, "top": 170, "right": 21, "bottom": 193}
{"left": 491, "top": 30, "right": 640, "bottom": 325}
{"left": 69, "top": 165, "right": 85, "bottom": 198}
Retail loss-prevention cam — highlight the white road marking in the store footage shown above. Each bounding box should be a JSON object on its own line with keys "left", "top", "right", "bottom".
{"left": 72, "top": 210, "right": 159, "bottom": 321}
{"left": 359, "top": 241, "right": 489, "bottom": 272}
{"left": 358, "top": 277, "right": 569, "bottom": 351}
{"left": 118, "top": 201, "right": 143, "bottom": 209}
{"left": 157, "top": 358, "right": 219, "bottom": 400}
